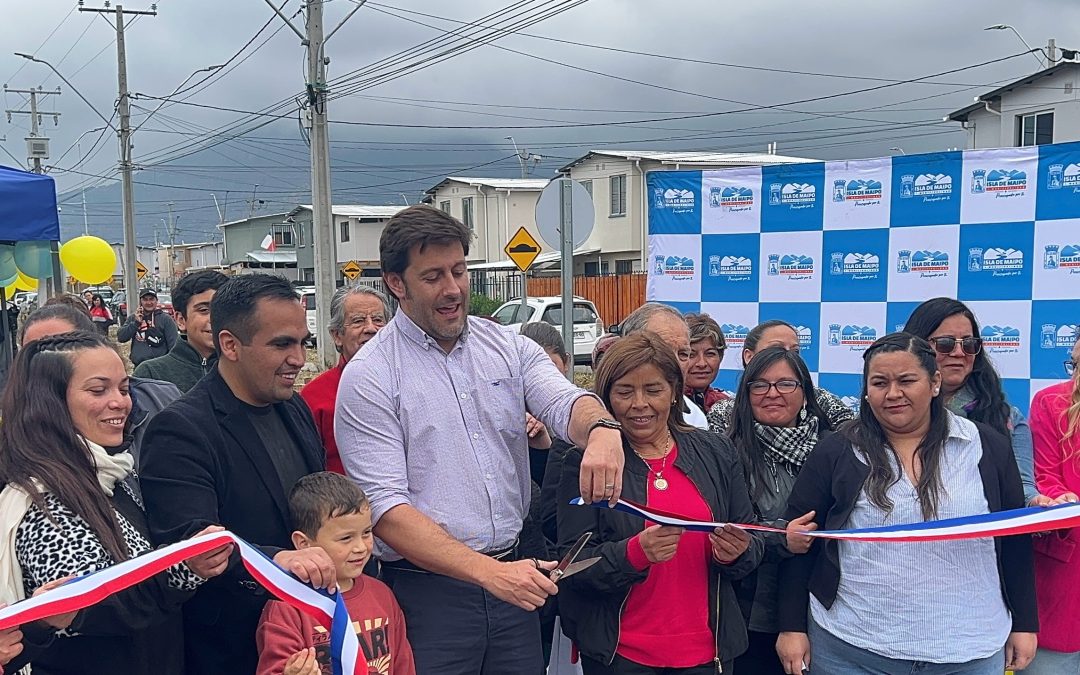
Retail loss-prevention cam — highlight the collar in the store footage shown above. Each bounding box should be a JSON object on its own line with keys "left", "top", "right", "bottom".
{"left": 394, "top": 310, "right": 471, "bottom": 353}
{"left": 945, "top": 410, "right": 976, "bottom": 442}
{"left": 176, "top": 335, "right": 214, "bottom": 365}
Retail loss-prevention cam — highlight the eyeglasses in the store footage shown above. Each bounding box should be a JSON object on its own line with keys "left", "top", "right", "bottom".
{"left": 1067, "top": 360, "right": 1077, "bottom": 377}
{"left": 928, "top": 336, "right": 983, "bottom": 356}
{"left": 346, "top": 314, "right": 387, "bottom": 328}
{"left": 747, "top": 379, "right": 801, "bottom": 395}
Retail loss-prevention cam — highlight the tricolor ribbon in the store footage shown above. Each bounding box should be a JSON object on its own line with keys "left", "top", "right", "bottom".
{"left": 572, "top": 498, "right": 1080, "bottom": 541}
{"left": 0, "top": 531, "right": 364, "bottom": 675}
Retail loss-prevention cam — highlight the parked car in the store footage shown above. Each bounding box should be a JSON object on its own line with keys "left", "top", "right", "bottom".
{"left": 592, "top": 327, "right": 621, "bottom": 369}
{"left": 156, "top": 292, "right": 175, "bottom": 318}
{"left": 111, "top": 290, "right": 128, "bottom": 323}
{"left": 490, "top": 296, "right": 604, "bottom": 365}
{"left": 297, "top": 286, "right": 317, "bottom": 346}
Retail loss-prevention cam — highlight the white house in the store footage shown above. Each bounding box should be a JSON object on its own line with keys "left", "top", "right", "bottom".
{"left": 557, "top": 150, "right": 818, "bottom": 274}
{"left": 946, "top": 61, "right": 1080, "bottom": 149}
{"left": 291, "top": 204, "right": 408, "bottom": 277}
{"left": 423, "top": 176, "right": 549, "bottom": 265}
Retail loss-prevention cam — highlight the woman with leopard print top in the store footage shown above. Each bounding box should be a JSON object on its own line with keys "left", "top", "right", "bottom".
{"left": 0, "top": 331, "right": 233, "bottom": 675}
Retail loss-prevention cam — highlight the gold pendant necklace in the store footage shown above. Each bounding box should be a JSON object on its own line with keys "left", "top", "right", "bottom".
{"left": 635, "top": 432, "right": 673, "bottom": 491}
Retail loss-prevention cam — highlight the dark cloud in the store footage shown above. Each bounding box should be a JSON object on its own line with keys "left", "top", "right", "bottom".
{"left": 2, "top": 0, "right": 1077, "bottom": 241}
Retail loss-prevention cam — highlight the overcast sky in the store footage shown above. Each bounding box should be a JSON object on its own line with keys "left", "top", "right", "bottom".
{"left": 2, "top": 0, "right": 1078, "bottom": 237}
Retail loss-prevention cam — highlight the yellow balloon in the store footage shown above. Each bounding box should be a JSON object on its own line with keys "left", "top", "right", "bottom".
{"left": 15, "top": 271, "right": 37, "bottom": 290}
{"left": 60, "top": 236, "right": 116, "bottom": 285}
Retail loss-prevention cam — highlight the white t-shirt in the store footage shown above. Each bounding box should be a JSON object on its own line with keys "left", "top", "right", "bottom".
{"left": 683, "top": 396, "right": 709, "bottom": 430}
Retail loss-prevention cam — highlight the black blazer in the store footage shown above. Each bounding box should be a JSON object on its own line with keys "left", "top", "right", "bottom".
{"left": 140, "top": 366, "right": 325, "bottom": 675}
{"left": 776, "top": 418, "right": 1037, "bottom": 635}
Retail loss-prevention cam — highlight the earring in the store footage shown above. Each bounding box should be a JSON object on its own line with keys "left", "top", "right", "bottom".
{"left": 933, "top": 387, "right": 940, "bottom": 395}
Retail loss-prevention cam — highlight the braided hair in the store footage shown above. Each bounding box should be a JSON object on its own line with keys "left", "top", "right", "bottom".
{"left": 0, "top": 330, "right": 131, "bottom": 561}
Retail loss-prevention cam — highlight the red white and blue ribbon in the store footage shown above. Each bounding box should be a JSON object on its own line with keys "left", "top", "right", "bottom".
{"left": 0, "top": 531, "right": 363, "bottom": 675}
{"left": 571, "top": 497, "right": 1080, "bottom": 541}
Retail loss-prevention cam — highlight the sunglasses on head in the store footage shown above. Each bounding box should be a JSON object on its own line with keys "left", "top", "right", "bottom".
{"left": 928, "top": 336, "right": 983, "bottom": 356}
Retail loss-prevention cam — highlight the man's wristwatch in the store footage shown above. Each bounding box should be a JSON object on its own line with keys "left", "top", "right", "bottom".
{"left": 587, "top": 418, "right": 622, "bottom": 436}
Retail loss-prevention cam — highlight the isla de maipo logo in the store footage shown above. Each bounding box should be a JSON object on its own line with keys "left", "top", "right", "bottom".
{"left": 709, "top": 186, "right": 754, "bottom": 212}
{"left": 1039, "top": 323, "right": 1080, "bottom": 349}
{"left": 1043, "top": 244, "right": 1080, "bottom": 272}
{"left": 1047, "top": 163, "right": 1080, "bottom": 191}
{"left": 827, "top": 324, "right": 878, "bottom": 350}
{"left": 971, "top": 168, "right": 1027, "bottom": 198}
{"left": 766, "top": 253, "right": 814, "bottom": 279}
{"left": 830, "top": 251, "right": 880, "bottom": 279}
{"left": 654, "top": 187, "right": 696, "bottom": 213}
{"left": 899, "top": 173, "right": 953, "bottom": 201}
{"left": 721, "top": 323, "right": 750, "bottom": 348}
{"left": 980, "top": 324, "right": 1022, "bottom": 352}
{"left": 653, "top": 254, "right": 695, "bottom": 280}
{"left": 708, "top": 254, "right": 752, "bottom": 280}
{"left": 832, "top": 178, "right": 883, "bottom": 205}
{"left": 967, "top": 246, "right": 1024, "bottom": 278}
{"left": 769, "top": 182, "right": 816, "bottom": 208}
{"left": 897, "top": 249, "right": 950, "bottom": 277}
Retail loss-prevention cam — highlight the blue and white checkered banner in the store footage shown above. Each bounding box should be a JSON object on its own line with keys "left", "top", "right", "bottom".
{"left": 646, "top": 142, "right": 1080, "bottom": 415}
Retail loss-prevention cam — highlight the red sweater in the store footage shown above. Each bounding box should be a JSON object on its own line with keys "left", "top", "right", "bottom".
{"left": 300, "top": 359, "right": 346, "bottom": 474}
{"left": 256, "top": 575, "right": 415, "bottom": 675}
{"left": 621, "top": 444, "right": 715, "bottom": 668}
{"left": 1030, "top": 380, "right": 1080, "bottom": 652}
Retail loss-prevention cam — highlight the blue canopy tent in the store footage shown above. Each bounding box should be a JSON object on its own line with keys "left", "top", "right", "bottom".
{"left": 0, "top": 164, "right": 62, "bottom": 368}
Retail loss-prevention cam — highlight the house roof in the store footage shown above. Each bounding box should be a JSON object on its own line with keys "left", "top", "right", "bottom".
{"left": 425, "top": 176, "right": 550, "bottom": 196}
{"left": 946, "top": 61, "right": 1080, "bottom": 122}
{"left": 245, "top": 250, "right": 297, "bottom": 264}
{"left": 293, "top": 205, "right": 408, "bottom": 218}
{"left": 467, "top": 247, "right": 601, "bottom": 271}
{"left": 558, "top": 149, "right": 819, "bottom": 173}
{"left": 217, "top": 212, "right": 290, "bottom": 229}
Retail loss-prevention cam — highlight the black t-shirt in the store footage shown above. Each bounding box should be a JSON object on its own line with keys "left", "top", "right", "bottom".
{"left": 243, "top": 402, "right": 310, "bottom": 497}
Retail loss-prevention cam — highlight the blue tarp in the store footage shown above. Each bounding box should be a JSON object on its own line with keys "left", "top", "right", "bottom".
{"left": 0, "top": 164, "right": 61, "bottom": 242}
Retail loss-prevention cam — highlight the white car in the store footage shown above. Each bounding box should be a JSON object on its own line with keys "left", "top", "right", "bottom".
{"left": 491, "top": 296, "right": 604, "bottom": 365}
{"left": 296, "top": 286, "right": 317, "bottom": 345}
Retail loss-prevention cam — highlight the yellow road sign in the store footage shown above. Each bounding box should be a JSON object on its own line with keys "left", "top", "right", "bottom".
{"left": 136, "top": 261, "right": 148, "bottom": 281}
{"left": 342, "top": 260, "right": 362, "bottom": 281}
{"left": 504, "top": 227, "right": 542, "bottom": 272}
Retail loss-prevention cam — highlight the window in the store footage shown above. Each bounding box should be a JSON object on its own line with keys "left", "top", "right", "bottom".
{"left": 297, "top": 223, "right": 306, "bottom": 247}
{"left": 339, "top": 220, "right": 350, "bottom": 243}
{"left": 492, "top": 303, "right": 518, "bottom": 325}
{"left": 541, "top": 303, "right": 599, "bottom": 325}
{"left": 584, "top": 262, "right": 600, "bottom": 277}
{"left": 272, "top": 224, "right": 294, "bottom": 247}
{"left": 1018, "top": 111, "right": 1054, "bottom": 146}
{"left": 439, "top": 200, "right": 451, "bottom": 214}
{"left": 462, "top": 197, "right": 474, "bottom": 230}
{"left": 616, "top": 259, "right": 634, "bottom": 275}
{"left": 609, "top": 174, "right": 627, "bottom": 216}
{"left": 580, "top": 179, "right": 593, "bottom": 197}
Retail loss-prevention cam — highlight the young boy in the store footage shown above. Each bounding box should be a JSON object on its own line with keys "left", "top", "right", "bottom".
{"left": 256, "top": 473, "right": 415, "bottom": 675}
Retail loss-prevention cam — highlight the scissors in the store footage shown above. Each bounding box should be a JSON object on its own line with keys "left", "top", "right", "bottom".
{"left": 549, "top": 532, "right": 601, "bottom": 582}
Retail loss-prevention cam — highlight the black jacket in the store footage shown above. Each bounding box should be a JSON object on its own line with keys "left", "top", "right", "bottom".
{"left": 133, "top": 335, "right": 215, "bottom": 393}
{"left": 139, "top": 366, "right": 325, "bottom": 675}
{"left": 777, "top": 420, "right": 1038, "bottom": 634}
{"left": 128, "top": 376, "right": 182, "bottom": 471}
{"left": 555, "top": 428, "right": 764, "bottom": 667}
{"left": 117, "top": 308, "right": 178, "bottom": 366}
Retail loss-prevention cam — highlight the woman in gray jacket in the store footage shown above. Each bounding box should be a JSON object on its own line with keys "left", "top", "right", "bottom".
{"left": 726, "top": 346, "right": 835, "bottom": 675}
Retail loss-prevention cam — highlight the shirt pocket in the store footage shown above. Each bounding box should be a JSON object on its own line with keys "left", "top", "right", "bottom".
{"left": 475, "top": 375, "right": 526, "bottom": 448}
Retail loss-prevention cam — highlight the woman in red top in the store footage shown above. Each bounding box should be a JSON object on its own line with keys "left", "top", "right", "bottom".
{"left": 557, "top": 332, "right": 763, "bottom": 674}
{"left": 1026, "top": 335, "right": 1080, "bottom": 674}
{"left": 88, "top": 293, "right": 113, "bottom": 335}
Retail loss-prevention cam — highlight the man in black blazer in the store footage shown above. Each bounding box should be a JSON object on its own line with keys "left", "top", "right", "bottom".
{"left": 140, "top": 274, "right": 333, "bottom": 675}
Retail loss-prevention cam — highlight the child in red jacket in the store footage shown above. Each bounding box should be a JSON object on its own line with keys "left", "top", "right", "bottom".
{"left": 256, "top": 472, "right": 415, "bottom": 675}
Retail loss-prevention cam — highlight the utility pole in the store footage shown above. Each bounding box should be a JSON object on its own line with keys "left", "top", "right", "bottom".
{"left": 3, "top": 86, "right": 61, "bottom": 173}
{"left": 5, "top": 85, "right": 63, "bottom": 303}
{"left": 266, "top": 0, "right": 365, "bottom": 367}
{"left": 79, "top": 3, "right": 157, "bottom": 298}
{"left": 166, "top": 201, "right": 177, "bottom": 285}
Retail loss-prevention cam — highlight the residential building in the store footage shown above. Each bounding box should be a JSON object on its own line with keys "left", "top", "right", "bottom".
{"left": 218, "top": 212, "right": 308, "bottom": 282}
{"left": 218, "top": 205, "right": 406, "bottom": 284}
{"left": 946, "top": 61, "right": 1080, "bottom": 149}
{"left": 557, "top": 150, "right": 817, "bottom": 273}
{"left": 290, "top": 204, "right": 408, "bottom": 278}
{"left": 423, "top": 176, "right": 548, "bottom": 264}
{"left": 156, "top": 241, "right": 225, "bottom": 285}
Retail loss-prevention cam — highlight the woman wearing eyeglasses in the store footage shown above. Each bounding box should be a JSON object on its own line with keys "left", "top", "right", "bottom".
{"left": 903, "top": 297, "right": 1041, "bottom": 505}
{"left": 726, "top": 347, "right": 835, "bottom": 675}
{"left": 1022, "top": 334, "right": 1080, "bottom": 674}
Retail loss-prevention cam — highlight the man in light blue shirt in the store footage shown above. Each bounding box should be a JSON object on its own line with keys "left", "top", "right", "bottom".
{"left": 336, "top": 205, "right": 624, "bottom": 674}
